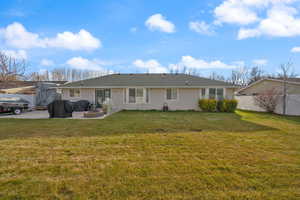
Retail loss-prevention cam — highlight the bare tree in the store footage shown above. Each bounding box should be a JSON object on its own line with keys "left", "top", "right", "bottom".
{"left": 28, "top": 71, "right": 50, "bottom": 81}
{"left": 0, "top": 51, "right": 27, "bottom": 82}
{"left": 278, "top": 61, "right": 296, "bottom": 115}
{"left": 229, "top": 67, "right": 249, "bottom": 86}
{"left": 248, "top": 66, "right": 264, "bottom": 84}
{"left": 254, "top": 88, "right": 282, "bottom": 113}
{"left": 51, "top": 68, "right": 65, "bottom": 81}
{"left": 209, "top": 72, "right": 225, "bottom": 81}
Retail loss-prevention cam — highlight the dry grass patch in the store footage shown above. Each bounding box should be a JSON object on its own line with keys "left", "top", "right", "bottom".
{"left": 0, "top": 111, "right": 299, "bottom": 199}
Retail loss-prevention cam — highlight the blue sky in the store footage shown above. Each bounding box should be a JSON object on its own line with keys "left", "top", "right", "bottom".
{"left": 0, "top": 0, "right": 300, "bottom": 77}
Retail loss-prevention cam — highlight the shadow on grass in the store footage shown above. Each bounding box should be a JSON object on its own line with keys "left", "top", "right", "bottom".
{"left": 0, "top": 110, "right": 276, "bottom": 140}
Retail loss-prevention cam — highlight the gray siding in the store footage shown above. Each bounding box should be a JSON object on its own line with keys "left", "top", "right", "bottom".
{"left": 62, "top": 87, "right": 235, "bottom": 111}
{"left": 62, "top": 88, "right": 95, "bottom": 103}
{"left": 112, "top": 88, "right": 200, "bottom": 111}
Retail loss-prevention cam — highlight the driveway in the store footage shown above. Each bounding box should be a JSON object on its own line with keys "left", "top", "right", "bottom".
{"left": 0, "top": 111, "right": 106, "bottom": 119}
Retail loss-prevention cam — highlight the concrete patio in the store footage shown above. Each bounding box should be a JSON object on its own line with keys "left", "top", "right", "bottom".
{"left": 0, "top": 110, "right": 106, "bottom": 119}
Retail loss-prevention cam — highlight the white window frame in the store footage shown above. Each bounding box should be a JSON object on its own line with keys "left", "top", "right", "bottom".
{"left": 200, "top": 88, "right": 206, "bottom": 99}
{"left": 126, "top": 88, "right": 149, "bottom": 104}
{"left": 69, "top": 88, "right": 81, "bottom": 98}
{"left": 216, "top": 88, "right": 225, "bottom": 100}
{"left": 166, "top": 88, "right": 178, "bottom": 101}
{"left": 200, "top": 88, "right": 226, "bottom": 100}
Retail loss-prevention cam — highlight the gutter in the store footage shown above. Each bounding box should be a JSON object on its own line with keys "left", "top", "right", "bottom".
{"left": 55, "top": 85, "right": 239, "bottom": 89}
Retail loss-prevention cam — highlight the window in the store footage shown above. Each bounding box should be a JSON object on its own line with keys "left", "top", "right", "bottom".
{"left": 209, "top": 88, "right": 216, "bottom": 99}
{"left": 136, "top": 88, "right": 143, "bottom": 97}
{"left": 104, "top": 89, "right": 111, "bottom": 99}
{"left": 95, "top": 89, "right": 111, "bottom": 107}
{"left": 216, "top": 88, "right": 224, "bottom": 100}
{"left": 136, "top": 88, "right": 144, "bottom": 104}
{"left": 127, "top": 88, "right": 149, "bottom": 104}
{"left": 129, "top": 88, "right": 136, "bottom": 103}
{"left": 200, "top": 88, "right": 206, "bottom": 98}
{"left": 70, "top": 88, "right": 80, "bottom": 97}
{"left": 146, "top": 88, "right": 149, "bottom": 103}
{"left": 166, "top": 88, "right": 177, "bottom": 100}
{"left": 124, "top": 89, "right": 127, "bottom": 103}
{"left": 208, "top": 88, "right": 225, "bottom": 100}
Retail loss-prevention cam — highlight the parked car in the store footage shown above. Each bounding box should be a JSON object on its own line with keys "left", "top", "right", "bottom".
{"left": 0, "top": 97, "right": 29, "bottom": 115}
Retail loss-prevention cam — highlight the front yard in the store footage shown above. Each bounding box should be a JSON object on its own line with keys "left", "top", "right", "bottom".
{"left": 0, "top": 111, "right": 299, "bottom": 199}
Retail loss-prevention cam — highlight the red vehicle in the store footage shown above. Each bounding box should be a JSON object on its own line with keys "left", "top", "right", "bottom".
{"left": 0, "top": 97, "right": 29, "bottom": 115}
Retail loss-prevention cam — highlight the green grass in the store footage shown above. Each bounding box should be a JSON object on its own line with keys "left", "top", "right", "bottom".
{"left": 0, "top": 110, "right": 299, "bottom": 200}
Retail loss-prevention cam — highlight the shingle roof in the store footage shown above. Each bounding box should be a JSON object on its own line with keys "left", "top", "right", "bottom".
{"left": 61, "top": 73, "right": 236, "bottom": 88}
{"left": 0, "top": 81, "right": 67, "bottom": 89}
{"left": 274, "top": 78, "right": 300, "bottom": 83}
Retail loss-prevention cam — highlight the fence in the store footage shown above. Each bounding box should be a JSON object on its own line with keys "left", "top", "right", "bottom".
{"left": 236, "top": 95, "right": 300, "bottom": 116}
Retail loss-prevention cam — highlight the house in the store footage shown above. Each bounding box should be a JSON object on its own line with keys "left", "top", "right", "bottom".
{"left": 58, "top": 73, "right": 237, "bottom": 111}
{"left": 237, "top": 78, "right": 300, "bottom": 96}
{"left": 236, "top": 78, "right": 300, "bottom": 115}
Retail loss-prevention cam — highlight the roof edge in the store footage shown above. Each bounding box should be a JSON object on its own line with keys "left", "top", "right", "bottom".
{"left": 237, "top": 78, "right": 300, "bottom": 93}
{"left": 57, "top": 85, "right": 238, "bottom": 89}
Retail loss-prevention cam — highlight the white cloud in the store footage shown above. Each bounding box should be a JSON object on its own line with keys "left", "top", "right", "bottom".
{"left": 238, "top": 5, "right": 300, "bottom": 39}
{"left": 145, "top": 14, "right": 175, "bottom": 33}
{"left": 291, "top": 46, "right": 300, "bottom": 52}
{"left": 46, "top": 30, "right": 101, "bottom": 51}
{"left": 213, "top": 0, "right": 300, "bottom": 39}
{"left": 252, "top": 59, "right": 268, "bottom": 65}
{"left": 66, "top": 57, "right": 106, "bottom": 71}
{"left": 40, "top": 59, "right": 54, "bottom": 66}
{"left": 0, "top": 22, "right": 45, "bottom": 48}
{"left": 1, "top": 49, "right": 27, "bottom": 60}
{"left": 189, "top": 21, "right": 214, "bottom": 35}
{"left": 66, "top": 57, "right": 114, "bottom": 75}
{"left": 0, "top": 22, "right": 101, "bottom": 50}
{"left": 133, "top": 59, "right": 168, "bottom": 73}
{"left": 133, "top": 56, "right": 241, "bottom": 73}
{"left": 214, "top": 0, "right": 259, "bottom": 25}
{"left": 237, "top": 28, "right": 261, "bottom": 39}
{"left": 173, "top": 56, "right": 239, "bottom": 70}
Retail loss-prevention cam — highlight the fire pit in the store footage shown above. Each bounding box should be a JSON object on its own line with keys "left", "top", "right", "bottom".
{"left": 83, "top": 111, "right": 104, "bottom": 118}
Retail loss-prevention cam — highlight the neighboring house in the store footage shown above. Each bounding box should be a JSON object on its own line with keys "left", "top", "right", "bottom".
{"left": 0, "top": 81, "right": 66, "bottom": 108}
{"left": 237, "top": 78, "right": 300, "bottom": 96}
{"left": 58, "top": 73, "right": 237, "bottom": 111}
{"left": 236, "top": 78, "right": 300, "bottom": 115}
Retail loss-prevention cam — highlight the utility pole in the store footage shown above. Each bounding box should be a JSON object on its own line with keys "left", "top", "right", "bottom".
{"left": 279, "top": 62, "right": 293, "bottom": 115}
{"left": 283, "top": 69, "right": 287, "bottom": 115}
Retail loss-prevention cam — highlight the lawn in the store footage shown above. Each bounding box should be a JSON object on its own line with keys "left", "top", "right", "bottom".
{"left": 0, "top": 110, "right": 299, "bottom": 199}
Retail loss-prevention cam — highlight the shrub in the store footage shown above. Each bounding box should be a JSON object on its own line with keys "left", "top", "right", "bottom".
{"left": 217, "top": 100, "right": 226, "bottom": 112}
{"left": 220, "top": 99, "right": 238, "bottom": 112}
{"left": 199, "top": 99, "right": 238, "bottom": 112}
{"left": 199, "top": 99, "right": 217, "bottom": 112}
{"left": 254, "top": 88, "right": 281, "bottom": 113}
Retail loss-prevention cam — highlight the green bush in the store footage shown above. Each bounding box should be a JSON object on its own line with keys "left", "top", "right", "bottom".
{"left": 223, "top": 99, "right": 238, "bottom": 112}
{"left": 199, "top": 99, "right": 217, "bottom": 112}
{"left": 217, "top": 100, "right": 226, "bottom": 112}
{"left": 199, "top": 99, "right": 238, "bottom": 112}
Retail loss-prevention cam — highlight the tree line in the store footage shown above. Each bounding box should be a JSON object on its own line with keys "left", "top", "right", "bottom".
{"left": 0, "top": 51, "right": 297, "bottom": 85}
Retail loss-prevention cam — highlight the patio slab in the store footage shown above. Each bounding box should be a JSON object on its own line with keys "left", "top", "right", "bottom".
{"left": 0, "top": 111, "right": 106, "bottom": 119}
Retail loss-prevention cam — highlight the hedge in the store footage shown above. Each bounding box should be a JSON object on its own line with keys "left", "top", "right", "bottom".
{"left": 199, "top": 99, "right": 238, "bottom": 112}
{"left": 198, "top": 99, "right": 217, "bottom": 112}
